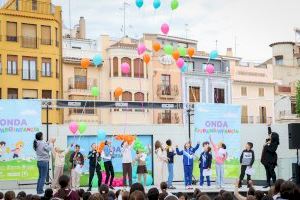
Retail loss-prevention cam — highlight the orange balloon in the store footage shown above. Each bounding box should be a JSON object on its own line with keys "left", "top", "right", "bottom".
{"left": 114, "top": 87, "right": 123, "bottom": 98}
{"left": 143, "top": 54, "right": 151, "bottom": 64}
{"left": 97, "top": 142, "right": 105, "bottom": 153}
{"left": 172, "top": 50, "right": 180, "bottom": 60}
{"left": 187, "top": 47, "right": 195, "bottom": 57}
{"left": 152, "top": 42, "right": 161, "bottom": 52}
{"left": 81, "top": 58, "right": 90, "bottom": 69}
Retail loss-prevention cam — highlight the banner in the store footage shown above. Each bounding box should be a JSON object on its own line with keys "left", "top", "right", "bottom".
{"left": 0, "top": 100, "right": 41, "bottom": 180}
{"left": 65, "top": 135, "right": 153, "bottom": 187}
{"left": 193, "top": 104, "right": 241, "bottom": 178}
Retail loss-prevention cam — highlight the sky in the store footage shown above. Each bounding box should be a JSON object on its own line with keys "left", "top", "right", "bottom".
{"left": 51, "top": 0, "right": 300, "bottom": 62}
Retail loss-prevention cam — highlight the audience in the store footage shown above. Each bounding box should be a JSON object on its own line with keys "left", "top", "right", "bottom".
{"left": 176, "top": 192, "right": 187, "bottom": 200}
{"left": 82, "top": 192, "right": 91, "bottom": 200}
{"left": 4, "top": 191, "right": 15, "bottom": 200}
{"left": 53, "top": 175, "right": 80, "bottom": 200}
{"left": 129, "top": 183, "right": 145, "bottom": 195}
{"left": 88, "top": 193, "right": 104, "bottom": 200}
{"left": 158, "top": 193, "right": 168, "bottom": 200}
{"left": 147, "top": 188, "right": 159, "bottom": 200}
{"left": 0, "top": 192, "right": 3, "bottom": 200}
{"left": 17, "top": 191, "right": 26, "bottom": 200}
{"left": 121, "top": 191, "right": 130, "bottom": 200}
{"left": 41, "top": 189, "right": 53, "bottom": 200}
{"left": 129, "top": 191, "right": 145, "bottom": 200}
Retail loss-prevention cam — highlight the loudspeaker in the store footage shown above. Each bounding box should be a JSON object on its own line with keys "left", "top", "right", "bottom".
{"left": 292, "top": 163, "right": 300, "bottom": 185}
{"left": 288, "top": 123, "right": 300, "bottom": 149}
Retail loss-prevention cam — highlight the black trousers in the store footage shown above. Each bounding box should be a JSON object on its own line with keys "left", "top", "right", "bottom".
{"left": 88, "top": 164, "right": 102, "bottom": 188}
{"left": 104, "top": 161, "right": 114, "bottom": 186}
{"left": 122, "top": 163, "right": 132, "bottom": 186}
{"left": 264, "top": 164, "right": 276, "bottom": 185}
{"left": 239, "top": 165, "right": 251, "bottom": 185}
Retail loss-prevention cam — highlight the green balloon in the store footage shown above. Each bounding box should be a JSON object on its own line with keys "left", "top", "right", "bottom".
{"left": 178, "top": 47, "right": 187, "bottom": 56}
{"left": 91, "top": 86, "right": 99, "bottom": 97}
{"left": 78, "top": 122, "right": 87, "bottom": 134}
{"left": 164, "top": 44, "right": 173, "bottom": 55}
{"left": 171, "top": 0, "right": 179, "bottom": 10}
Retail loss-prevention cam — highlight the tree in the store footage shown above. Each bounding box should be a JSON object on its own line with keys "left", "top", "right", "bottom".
{"left": 296, "top": 81, "right": 300, "bottom": 117}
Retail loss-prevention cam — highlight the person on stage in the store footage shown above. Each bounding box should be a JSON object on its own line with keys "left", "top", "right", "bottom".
{"left": 238, "top": 142, "right": 255, "bottom": 188}
{"left": 121, "top": 141, "right": 134, "bottom": 187}
{"left": 154, "top": 140, "right": 169, "bottom": 186}
{"left": 166, "top": 139, "right": 176, "bottom": 189}
{"left": 102, "top": 140, "right": 115, "bottom": 189}
{"left": 261, "top": 129, "right": 280, "bottom": 188}
{"left": 87, "top": 143, "right": 102, "bottom": 191}
{"left": 176, "top": 141, "right": 200, "bottom": 189}
{"left": 33, "top": 132, "right": 56, "bottom": 195}
{"left": 135, "top": 148, "right": 148, "bottom": 186}
{"left": 70, "top": 144, "right": 84, "bottom": 189}
{"left": 199, "top": 142, "right": 212, "bottom": 187}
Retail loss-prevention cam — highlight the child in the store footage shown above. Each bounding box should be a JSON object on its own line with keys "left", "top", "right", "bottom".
{"left": 0, "top": 141, "right": 6, "bottom": 158}
{"left": 199, "top": 142, "right": 212, "bottom": 187}
{"left": 135, "top": 149, "right": 148, "bottom": 187}
{"left": 102, "top": 140, "right": 115, "bottom": 190}
{"left": 166, "top": 139, "right": 176, "bottom": 189}
{"left": 176, "top": 141, "right": 200, "bottom": 189}
{"left": 238, "top": 142, "right": 254, "bottom": 188}
{"left": 121, "top": 141, "right": 134, "bottom": 187}
{"left": 210, "top": 136, "right": 227, "bottom": 188}
{"left": 69, "top": 144, "right": 84, "bottom": 189}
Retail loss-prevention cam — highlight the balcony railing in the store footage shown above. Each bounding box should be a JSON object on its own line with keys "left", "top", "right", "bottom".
{"left": 68, "top": 78, "right": 98, "bottom": 91}
{"left": 1, "top": 0, "right": 56, "bottom": 15}
{"left": 157, "top": 112, "right": 180, "bottom": 124}
{"left": 256, "top": 116, "right": 272, "bottom": 124}
{"left": 157, "top": 84, "right": 179, "bottom": 99}
{"left": 41, "top": 38, "right": 51, "bottom": 45}
{"left": 278, "top": 110, "right": 299, "bottom": 120}
{"left": 241, "top": 116, "right": 272, "bottom": 124}
{"left": 3, "top": 35, "right": 59, "bottom": 49}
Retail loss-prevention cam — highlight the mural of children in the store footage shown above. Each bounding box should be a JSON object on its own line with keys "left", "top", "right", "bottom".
{"left": 0, "top": 141, "right": 6, "bottom": 158}
{"left": 12, "top": 141, "right": 24, "bottom": 158}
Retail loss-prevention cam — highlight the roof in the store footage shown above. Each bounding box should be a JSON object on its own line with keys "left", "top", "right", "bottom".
{"left": 109, "top": 42, "right": 138, "bottom": 49}
{"left": 269, "top": 41, "right": 295, "bottom": 47}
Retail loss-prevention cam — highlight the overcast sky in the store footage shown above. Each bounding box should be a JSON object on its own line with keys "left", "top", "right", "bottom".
{"left": 52, "top": 0, "right": 300, "bottom": 62}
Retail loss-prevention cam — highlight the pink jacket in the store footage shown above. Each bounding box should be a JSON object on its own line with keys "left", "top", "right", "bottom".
{"left": 211, "top": 140, "right": 227, "bottom": 164}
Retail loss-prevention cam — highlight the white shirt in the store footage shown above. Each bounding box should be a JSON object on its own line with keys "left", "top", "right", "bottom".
{"left": 121, "top": 144, "right": 133, "bottom": 163}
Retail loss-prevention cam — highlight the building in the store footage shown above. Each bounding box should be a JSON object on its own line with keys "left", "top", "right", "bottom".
{"left": 62, "top": 17, "right": 102, "bottom": 123}
{"left": 269, "top": 41, "right": 300, "bottom": 123}
{"left": 231, "top": 63, "right": 275, "bottom": 124}
{"left": 0, "top": 0, "right": 63, "bottom": 124}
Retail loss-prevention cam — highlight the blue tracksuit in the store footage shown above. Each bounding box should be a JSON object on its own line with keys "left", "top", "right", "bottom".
{"left": 176, "top": 144, "right": 200, "bottom": 186}
{"left": 199, "top": 151, "right": 212, "bottom": 186}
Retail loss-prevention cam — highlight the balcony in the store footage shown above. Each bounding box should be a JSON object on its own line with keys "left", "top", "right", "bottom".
{"left": 157, "top": 85, "right": 179, "bottom": 100}
{"left": 1, "top": 0, "right": 56, "bottom": 15}
{"left": 278, "top": 110, "right": 299, "bottom": 121}
{"left": 157, "top": 112, "right": 180, "bottom": 124}
{"left": 256, "top": 116, "right": 273, "bottom": 124}
{"left": 241, "top": 116, "right": 272, "bottom": 124}
{"left": 66, "top": 108, "right": 100, "bottom": 123}
{"left": 68, "top": 78, "right": 98, "bottom": 95}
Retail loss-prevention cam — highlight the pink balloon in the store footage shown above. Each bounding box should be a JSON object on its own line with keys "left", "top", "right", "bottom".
{"left": 137, "top": 44, "right": 146, "bottom": 55}
{"left": 121, "top": 62, "right": 130, "bottom": 74}
{"left": 69, "top": 122, "right": 78, "bottom": 134}
{"left": 206, "top": 64, "right": 215, "bottom": 74}
{"left": 161, "top": 23, "right": 169, "bottom": 35}
{"left": 176, "top": 58, "right": 184, "bottom": 68}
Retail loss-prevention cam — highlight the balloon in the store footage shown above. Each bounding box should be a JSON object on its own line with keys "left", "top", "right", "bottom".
{"left": 187, "top": 47, "right": 195, "bottom": 57}
{"left": 152, "top": 42, "right": 161, "bottom": 52}
{"left": 132, "top": 165, "right": 138, "bottom": 179}
{"left": 153, "top": 0, "right": 161, "bottom": 9}
{"left": 78, "top": 122, "right": 87, "bottom": 134}
{"left": 163, "top": 44, "right": 173, "bottom": 55}
{"left": 143, "top": 54, "right": 150, "bottom": 64}
{"left": 137, "top": 43, "right": 146, "bottom": 55}
{"left": 92, "top": 55, "right": 102, "bottom": 66}
{"left": 97, "top": 130, "right": 106, "bottom": 141}
{"left": 91, "top": 86, "right": 99, "bottom": 97}
{"left": 209, "top": 50, "right": 218, "bottom": 59}
{"left": 141, "top": 174, "right": 153, "bottom": 186}
{"left": 136, "top": 0, "right": 143, "bottom": 8}
{"left": 171, "top": 0, "right": 179, "bottom": 10}
{"left": 176, "top": 58, "right": 185, "bottom": 68}
{"left": 81, "top": 58, "right": 90, "bottom": 69}
{"left": 69, "top": 122, "right": 78, "bottom": 134}
{"left": 114, "top": 87, "right": 123, "bottom": 98}
{"left": 206, "top": 64, "right": 215, "bottom": 74}
{"left": 161, "top": 23, "right": 169, "bottom": 35}
{"left": 178, "top": 46, "right": 187, "bottom": 56}
{"left": 172, "top": 50, "right": 180, "bottom": 60}
{"left": 181, "top": 64, "right": 188, "bottom": 73}
{"left": 121, "top": 62, "right": 130, "bottom": 74}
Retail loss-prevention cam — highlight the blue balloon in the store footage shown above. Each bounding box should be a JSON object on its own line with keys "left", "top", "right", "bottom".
{"left": 209, "top": 50, "right": 218, "bottom": 60}
{"left": 181, "top": 64, "right": 188, "bottom": 73}
{"left": 93, "top": 55, "right": 102, "bottom": 67}
{"left": 97, "top": 130, "right": 106, "bottom": 141}
{"left": 153, "top": 0, "right": 161, "bottom": 9}
{"left": 136, "top": 0, "right": 143, "bottom": 8}
{"left": 141, "top": 174, "right": 153, "bottom": 186}
{"left": 132, "top": 165, "right": 138, "bottom": 179}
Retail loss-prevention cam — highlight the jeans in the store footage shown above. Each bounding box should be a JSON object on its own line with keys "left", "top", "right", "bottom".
{"left": 167, "top": 163, "right": 174, "bottom": 187}
{"left": 200, "top": 167, "right": 211, "bottom": 186}
{"left": 104, "top": 161, "right": 114, "bottom": 186}
{"left": 37, "top": 161, "right": 49, "bottom": 194}
{"left": 184, "top": 165, "right": 193, "bottom": 186}
{"left": 216, "top": 163, "right": 224, "bottom": 187}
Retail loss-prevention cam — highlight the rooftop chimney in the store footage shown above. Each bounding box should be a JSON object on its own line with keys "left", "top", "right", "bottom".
{"left": 226, "top": 48, "right": 233, "bottom": 57}
{"left": 79, "top": 16, "right": 86, "bottom": 39}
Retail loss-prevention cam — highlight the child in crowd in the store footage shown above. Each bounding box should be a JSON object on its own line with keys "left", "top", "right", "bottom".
{"left": 166, "top": 139, "right": 176, "bottom": 189}
{"left": 199, "top": 142, "right": 212, "bottom": 187}
{"left": 176, "top": 141, "right": 200, "bottom": 189}
{"left": 239, "top": 142, "right": 255, "bottom": 188}
{"left": 210, "top": 136, "right": 227, "bottom": 188}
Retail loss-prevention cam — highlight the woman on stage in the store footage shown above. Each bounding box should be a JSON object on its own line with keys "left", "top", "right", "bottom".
{"left": 154, "top": 140, "right": 169, "bottom": 186}
{"left": 102, "top": 140, "right": 115, "bottom": 189}
{"left": 87, "top": 143, "right": 102, "bottom": 191}
{"left": 121, "top": 141, "right": 134, "bottom": 187}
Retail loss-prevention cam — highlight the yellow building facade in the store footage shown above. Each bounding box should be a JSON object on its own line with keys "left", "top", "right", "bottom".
{"left": 0, "top": 0, "right": 63, "bottom": 124}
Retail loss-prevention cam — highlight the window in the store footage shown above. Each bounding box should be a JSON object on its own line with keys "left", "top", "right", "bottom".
{"left": 6, "top": 22, "right": 17, "bottom": 42}
{"left": 55, "top": 27, "right": 59, "bottom": 47}
{"left": 7, "top": 55, "right": 18, "bottom": 75}
{"left": 42, "top": 90, "right": 52, "bottom": 99}
{"left": 121, "top": 57, "right": 131, "bottom": 77}
{"left": 189, "top": 86, "right": 200, "bottom": 102}
{"left": 42, "top": 58, "right": 51, "bottom": 77}
{"left": 122, "top": 91, "right": 132, "bottom": 111}
{"left": 162, "top": 110, "right": 172, "bottom": 124}
{"left": 0, "top": 55, "right": 2, "bottom": 74}
{"left": 214, "top": 88, "right": 225, "bottom": 103}
{"left": 56, "top": 59, "right": 59, "bottom": 78}
{"left": 259, "top": 88, "right": 264, "bottom": 97}
{"left": 41, "top": 26, "right": 51, "bottom": 45}
{"left": 161, "top": 74, "right": 171, "bottom": 95}
{"left": 22, "top": 89, "right": 38, "bottom": 99}
{"left": 7, "top": 88, "right": 18, "bottom": 99}
{"left": 21, "top": 24, "right": 37, "bottom": 48}
{"left": 241, "top": 87, "right": 247, "bottom": 96}
{"left": 22, "top": 57, "right": 37, "bottom": 80}
{"left": 0, "top": 88, "right": 1, "bottom": 99}
{"left": 56, "top": 91, "right": 59, "bottom": 99}
{"left": 74, "top": 68, "right": 87, "bottom": 89}
{"left": 113, "top": 57, "right": 118, "bottom": 77}
{"left": 291, "top": 103, "right": 296, "bottom": 114}
{"left": 202, "top": 63, "right": 214, "bottom": 72}
{"left": 134, "top": 92, "right": 144, "bottom": 101}
{"left": 134, "top": 58, "right": 144, "bottom": 78}
{"left": 186, "top": 61, "right": 195, "bottom": 72}
{"left": 241, "top": 105, "right": 248, "bottom": 123}
{"left": 275, "top": 55, "right": 283, "bottom": 65}
{"left": 259, "top": 106, "right": 267, "bottom": 123}
{"left": 32, "top": 0, "right": 37, "bottom": 11}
